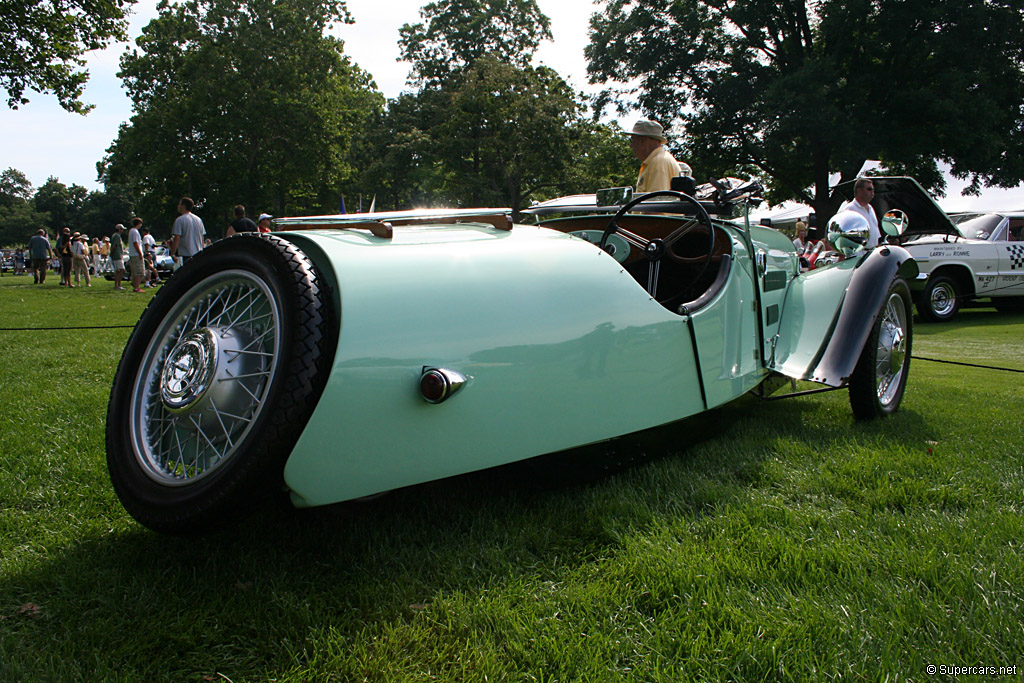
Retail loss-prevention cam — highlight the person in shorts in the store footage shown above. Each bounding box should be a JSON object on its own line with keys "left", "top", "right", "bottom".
{"left": 127, "top": 218, "right": 147, "bottom": 292}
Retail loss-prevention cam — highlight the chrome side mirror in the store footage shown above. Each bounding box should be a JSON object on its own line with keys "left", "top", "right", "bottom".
{"left": 881, "top": 209, "right": 908, "bottom": 237}
{"left": 827, "top": 211, "right": 870, "bottom": 256}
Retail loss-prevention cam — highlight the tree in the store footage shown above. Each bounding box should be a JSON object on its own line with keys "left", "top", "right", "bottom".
{"left": 435, "top": 57, "right": 584, "bottom": 212}
{"left": 0, "top": 168, "right": 33, "bottom": 209}
{"left": 0, "top": 0, "right": 135, "bottom": 113}
{"left": 33, "top": 178, "right": 90, "bottom": 232}
{"left": 348, "top": 78, "right": 634, "bottom": 215}
{"left": 351, "top": 0, "right": 632, "bottom": 216}
{"left": 78, "top": 186, "right": 136, "bottom": 238}
{"left": 587, "top": 0, "right": 1024, "bottom": 219}
{"left": 398, "top": 0, "right": 552, "bottom": 86}
{"left": 100, "top": 0, "right": 383, "bottom": 234}
{"left": 0, "top": 168, "right": 49, "bottom": 246}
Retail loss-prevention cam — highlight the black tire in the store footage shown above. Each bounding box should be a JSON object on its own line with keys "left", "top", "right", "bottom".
{"left": 916, "top": 274, "right": 960, "bottom": 322}
{"left": 106, "top": 234, "right": 334, "bottom": 534}
{"left": 849, "top": 279, "right": 912, "bottom": 420}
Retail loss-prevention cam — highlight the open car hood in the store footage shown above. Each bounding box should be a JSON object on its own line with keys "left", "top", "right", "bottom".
{"left": 834, "top": 176, "right": 961, "bottom": 239}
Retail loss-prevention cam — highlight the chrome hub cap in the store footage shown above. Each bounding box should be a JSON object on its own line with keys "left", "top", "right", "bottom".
{"left": 161, "top": 329, "right": 218, "bottom": 412}
{"left": 930, "top": 283, "right": 955, "bottom": 316}
{"left": 130, "top": 270, "right": 282, "bottom": 486}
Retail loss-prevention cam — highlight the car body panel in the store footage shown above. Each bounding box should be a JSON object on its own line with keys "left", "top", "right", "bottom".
{"left": 773, "top": 246, "right": 916, "bottom": 384}
{"left": 282, "top": 225, "right": 707, "bottom": 507}
{"left": 902, "top": 234, "right": 1000, "bottom": 296}
{"left": 280, "top": 213, "right": 900, "bottom": 507}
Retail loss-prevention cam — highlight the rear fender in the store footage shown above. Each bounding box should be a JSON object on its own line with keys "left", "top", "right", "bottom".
{"left": 772, "top": 246, "right": 916, "bottom": 386}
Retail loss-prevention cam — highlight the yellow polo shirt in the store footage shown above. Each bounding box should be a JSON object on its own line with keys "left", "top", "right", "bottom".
{"left": 637, "top": 146, "right": 692, "bottom": 192}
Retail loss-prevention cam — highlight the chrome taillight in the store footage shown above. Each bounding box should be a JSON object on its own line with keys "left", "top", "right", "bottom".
{"left": 419, "top": 367, "right": 467, "bottom": 404}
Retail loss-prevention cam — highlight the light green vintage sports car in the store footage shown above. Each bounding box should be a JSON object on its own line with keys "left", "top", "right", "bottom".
{"left": 106, "top": 181, "right": 917, "bottom": 534}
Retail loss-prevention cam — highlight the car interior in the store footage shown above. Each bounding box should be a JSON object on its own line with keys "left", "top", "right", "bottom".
{"left": 539, "top": 213, "right": 734, "bottom": 315}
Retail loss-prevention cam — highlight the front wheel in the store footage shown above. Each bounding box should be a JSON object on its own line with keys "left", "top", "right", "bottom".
{"left": 849, "top": 280, "right": 912, "bottom": 420}
{"left": 106, "top": 235, "right": 334, "bottom": 534}
{"left": 916, "top": 274, "right": 960, "bottom": 322}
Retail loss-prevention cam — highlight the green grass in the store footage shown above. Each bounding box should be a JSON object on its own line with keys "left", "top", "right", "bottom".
{"left": 2, "top": 273, "right": 1023, "bottom": 682}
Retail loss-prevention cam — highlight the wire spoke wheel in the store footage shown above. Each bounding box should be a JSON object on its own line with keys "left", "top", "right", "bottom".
{"left": 131, "top": 271, "right": 282, "bottom": 485}
{"left": 874, "top": 291, "right": 909, "bottom": 408}
{"left": 849, "top": 279, "right": 913, "bottom": 419}
{"left": 107, "top": 235, "right": 333, "bottom": 534}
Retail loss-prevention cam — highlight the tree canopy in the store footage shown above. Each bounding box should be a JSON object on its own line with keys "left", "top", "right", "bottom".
{"left": 0, "top": 171, "right": 104, "bottom": 247}
{"left": 351, "top": 0, "right": 633, "bottom": 217}
{"left": 398, "top": 0, "right": 552, "bottom": 86}
{"left": 0, "top": 0, "right": 135, "bottom": 113}
{"left": 587, "top": 0, "right": 1024, "bottom": 218}
{"left": 100, "top": 0, "right": 382, "bottom": 234}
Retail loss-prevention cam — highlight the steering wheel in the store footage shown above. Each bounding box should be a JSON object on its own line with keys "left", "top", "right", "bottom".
{"left": 599, "top": 190, "right": 716, "bottom": 300}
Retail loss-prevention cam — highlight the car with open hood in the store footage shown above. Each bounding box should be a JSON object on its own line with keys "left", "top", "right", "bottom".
{"left": 105, "top": 180, "right": 917, "bottom": 534}
{"left": 835, "top": 176, "right": 1024, "bottom": 322}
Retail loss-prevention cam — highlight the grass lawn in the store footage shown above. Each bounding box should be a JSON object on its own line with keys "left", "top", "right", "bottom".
{"left": 1, "top": 273, "right": 1022, "bottom": 682}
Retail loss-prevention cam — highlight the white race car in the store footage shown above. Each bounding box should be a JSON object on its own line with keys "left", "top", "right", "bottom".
{"left": 836, "top": 177, "right": 1024, "bottom": 322}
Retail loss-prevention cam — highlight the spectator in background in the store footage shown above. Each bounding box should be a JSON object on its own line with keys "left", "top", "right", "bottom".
{"left": 99, "top": 236, "right": 111, "bottom": 274}
{"left": 838, "top": 178, "right": 881, "bottom": 248}
{"left": 72, "top": 233, "right": 91, "bottom": 287}
{"left": 793, "top": 220, "right": 808, "bottom": 251}
{"left": 28, "top": 229, "right": 53, "bottom": 284}
{"left": 109, "top": 223, "right": 127, "bottom": 290}
{"left": 257, "top": 213, "right": 273, "bottom": 233}
{"left": 57, "top": 227, "right": 73, "bottom": 287}
{"left": 90, "top": 237, "right": 102, "bottom": 276}
{"left": 170, "top": 197, "right": 206, "bottom": 262}
{"left": 141, "top": 227, "right": 160, "bottom": 287}
{"left": 627, "top": 119, "right": 691, "bottom": 193}
{"left": 128, "top": 218, "right": 146, "bottom": 293}
{"left": 225, "top": 205, "right": 258, "bottom": 237}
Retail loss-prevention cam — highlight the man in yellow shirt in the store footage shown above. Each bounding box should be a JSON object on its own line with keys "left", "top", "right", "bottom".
{"left": 627, "top": 119, "right": 692, "bottom": 192}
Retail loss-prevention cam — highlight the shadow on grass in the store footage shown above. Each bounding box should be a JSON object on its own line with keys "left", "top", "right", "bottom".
{"left": 0, "top": 391, "right": 931, "bottom": 678}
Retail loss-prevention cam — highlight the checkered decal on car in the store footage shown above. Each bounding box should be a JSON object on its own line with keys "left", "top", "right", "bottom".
{"left": 1008, "top": 244, "right": 1024, "bottom": 270}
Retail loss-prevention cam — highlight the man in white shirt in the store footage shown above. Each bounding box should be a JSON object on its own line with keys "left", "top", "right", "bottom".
{"left": 627, "top": 119, "right": 693, "bottom": 193}
{"left": 128, "top": 218, "right": 146, "bottom": 292}
{"left": 170, "top": 197, "right": 207, "bottom": 261}
{"left": 838, "top": 178, "right": 881, "bottom": 247}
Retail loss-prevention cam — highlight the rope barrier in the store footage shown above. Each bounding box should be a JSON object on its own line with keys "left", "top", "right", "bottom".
{"left": 910, "top": 355, "right": 1024, "bottom": 374}
{"left": 0, "top": 325, "right": 135, "bottom": 331}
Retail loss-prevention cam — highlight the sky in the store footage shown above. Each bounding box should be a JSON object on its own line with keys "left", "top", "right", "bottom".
{"left": 0, "top": 0, "right": 625, "bottom": 193}
{"left": 3, "top": 0, "right": 1021, "bottom": 211}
